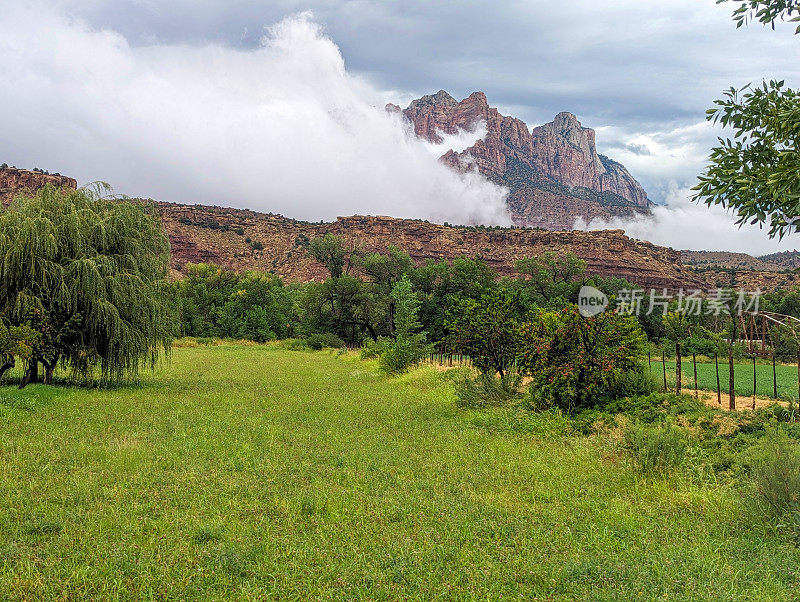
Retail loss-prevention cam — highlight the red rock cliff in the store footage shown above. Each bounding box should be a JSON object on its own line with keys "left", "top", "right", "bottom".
{"left": 396, "top": 91, "right": 652, "bottom": 229}
{"left": 0, "top": 167, "right": 77, "bottom": 205}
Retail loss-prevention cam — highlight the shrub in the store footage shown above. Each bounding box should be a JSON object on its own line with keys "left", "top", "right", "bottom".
{"left": 251, "top": 241, "right": 264, "bottom": 251}
{"left": 744, "top": 426, "right": 800, "bottom": 518}
{"left": 360, "top": 338, "right": 388, "bottom": 360}
{"left": 377, "top": 276, "right": 430, "bottom": 373}
{"left": 455, "top": 372, "right": 523, "bottom": 408}
{"left": 614, "top": 367, "right": 659, "bottom": 398}
{"left": 305, "top": 333, "right": 345, "bottom": 350}
{"left": 519, "top": 306, "right": 646, "bottom": 412}
{"left": 623, "top": 421, "right": 687, "bottom": 476}
{"left": 280, "top": 338, "right": 310, "bottom": 351}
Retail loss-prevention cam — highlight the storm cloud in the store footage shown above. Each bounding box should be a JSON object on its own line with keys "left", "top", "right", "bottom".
{"left": 1, "top": 0, "right": 799, "bottom": 253}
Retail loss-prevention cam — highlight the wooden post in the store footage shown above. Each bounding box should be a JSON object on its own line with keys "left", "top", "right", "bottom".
{"left": 675, "top": 341, "right": 682, "bottom": 395}
{"left": 715, "top": 353, "right": 721, "bottom": 405}
{"left": 752, "top": 356, "right": 757, "bottom": 411}
{"left": 729, "top": 323, "right": 736, "bottom": 411}
{"left": 693, "top": 353, "right": 699, "bottom": 399}
{"left": 662, "top": 349, "right": 668, "bottom": 392}
{"left": 773, "top": 352, "right": 778, "bottom": 399}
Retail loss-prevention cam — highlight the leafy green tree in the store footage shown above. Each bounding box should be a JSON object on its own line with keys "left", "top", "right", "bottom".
{"left": 357, "top": 245, "right": 414, "bottom": 335}
{"left": 0, "top": 322, "right": 39, "bottom": 381}
{"left": 297, "top": 274, "right": 380, "bottom": 344}
{"left": 447, "top": 289, "right": 524, "bottom": 377}
{"left": 309, "top": 233, "right": 348, "bottom": 278}
{"left": 518, "top": 306, "right": 646, "bottom": 411}
{"left": 174, "top": 264, "right": 291, "bottom": 342}
{"left": 694, "top": 1, "right": 800, "bottom": 238}
{"left": 0, "top": 184, "right": 174, "bottom": 386}
{"left": 514, "top": 252, "right": 586, "bottom": 306}
{"left": 412, "top": 257, "right": 498, "bottom": 342}
{"left": 378, "top": 275, "right": 430, "bottom": 373}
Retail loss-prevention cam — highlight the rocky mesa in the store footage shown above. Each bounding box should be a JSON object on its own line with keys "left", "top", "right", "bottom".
{"left": 0, "top": 167, "right": 77, "bottom": 206}
{"left": 6, "top": 166, "right": 791, "bottom": 292}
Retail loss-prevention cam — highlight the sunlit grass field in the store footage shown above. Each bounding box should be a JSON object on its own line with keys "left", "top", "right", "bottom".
{"left": 650, "top": 359, "right": 799, "bottom": 401}
{"left": 1, "top": 345, "right": 799, "bottom": 599}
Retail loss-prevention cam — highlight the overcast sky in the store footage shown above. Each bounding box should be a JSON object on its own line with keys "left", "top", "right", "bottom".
{"left": 1, "top": 0, "right": 799, "bottom": 253}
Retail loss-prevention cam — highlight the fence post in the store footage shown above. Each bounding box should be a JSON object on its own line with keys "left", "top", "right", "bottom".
{"left": 715, "top": 353, "right": 721, "bottom": 405}
{"left": 752, "top": 356, "right": 757, "bottom": 411}
{"left": 773, "top": 352, "right": 778, "bottom": 399}
{"left": 693, "top": 353, "right": 698, "bottom": 399}
{"left": 729, "top": 335, "right": 736, "bottom": 411}
{"left": 662, "top": 349, "right": 667, "bottom": 392}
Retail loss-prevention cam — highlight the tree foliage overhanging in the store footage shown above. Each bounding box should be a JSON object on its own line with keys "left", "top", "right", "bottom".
{"left": 0, "top": 184, "right": 174, "bottom": 385}
{"left": 694, "top": 0, "right": 800, "bottom": 239}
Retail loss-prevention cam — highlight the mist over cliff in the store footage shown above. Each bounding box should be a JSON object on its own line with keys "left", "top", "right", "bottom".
{"left": 0, "top": 6, "right": 510, "bottom": 226}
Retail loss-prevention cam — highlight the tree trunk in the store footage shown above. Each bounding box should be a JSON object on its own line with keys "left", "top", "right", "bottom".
{"left": 42, "top": 356, "right": 59, "bottom": 385}
{"left": 675, "top": 341, "right": 682, "bottom": 395}
{"left": 0, "top": 358, "right": 15, "bottom": 381}
{"left": 18, "top": 362, "right": 36, "bottom": 389}
{"left": 29, "top": 360, "right": 39, "bottom": 383}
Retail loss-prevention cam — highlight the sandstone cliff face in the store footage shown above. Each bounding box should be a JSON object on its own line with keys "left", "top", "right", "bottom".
{"left": 0, "top": 167, "right": 781, "bottom": 291}
{"left": 0, "top": 168, "right": 77, "bottom": 205}
{"left": 397, "top": 91, "right": 652, "bottom": 228}
{"left": 156, "top": 202, "right": 704, "bottom": 290}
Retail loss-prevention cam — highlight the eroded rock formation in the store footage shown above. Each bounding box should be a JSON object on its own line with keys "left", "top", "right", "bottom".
{"left": 396, "top": 91, "right": 652, "bottom": 229}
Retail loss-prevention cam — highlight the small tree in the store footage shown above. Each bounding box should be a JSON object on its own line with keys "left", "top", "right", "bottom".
{"left": 518, "top": 306, "right": 646, "bottom": 411}
{"left": 514, "top": 252, "right": 586, "bottom": 306}
{"left": 309, "top": 233, "right": 347, "bottom": 278}
{"left": 0, "top": 322, "right": 39, "bottom": 381}
{"left": 0, "top": 184, "right": 174, "bottom": 386}
{"left": 378, "top": 275, "right": 430, "bottom": 373}
{"left": 447, "top": 289, "right": 524, "bottom": 378}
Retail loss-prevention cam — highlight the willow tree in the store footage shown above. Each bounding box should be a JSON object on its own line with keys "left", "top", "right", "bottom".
{"left": 0, "top": 184, "right": 174, "bottom": 386}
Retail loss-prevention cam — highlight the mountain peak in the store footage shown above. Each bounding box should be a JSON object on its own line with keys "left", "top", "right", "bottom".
{"left": 398, "top": 91, "right": 652, "bottom": 229}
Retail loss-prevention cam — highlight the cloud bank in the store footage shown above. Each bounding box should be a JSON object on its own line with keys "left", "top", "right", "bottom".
{"left": 576, "top": 186, "right": 797, "bottom": 256}
{"left": 0, "top": 5, "right": 509, "bottom": 225}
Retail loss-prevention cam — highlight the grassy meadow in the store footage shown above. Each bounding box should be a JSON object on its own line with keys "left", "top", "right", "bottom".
{"left": 650, "top": 358, "right": 799, "bottom": 401}
{"left": 1, "top": 344, "right": 799, "bottom": 599}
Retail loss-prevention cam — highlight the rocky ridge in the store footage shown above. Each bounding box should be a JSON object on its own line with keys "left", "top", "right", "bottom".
{"left": 396, "top": 91, "right": 652, "bottom": 229}
{"left": 1, "top": 168, "right": 794, "bottom": 291}
{"left": 0, "top": 167, "right": 77, "bottom": 205}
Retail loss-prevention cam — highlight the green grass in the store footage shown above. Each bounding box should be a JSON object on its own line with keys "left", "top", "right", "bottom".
{"left": 0, "top": 345, "right": 798, "bottom": 599}
{"left": 650, "top": 359, "right": 799, "bottom": 401}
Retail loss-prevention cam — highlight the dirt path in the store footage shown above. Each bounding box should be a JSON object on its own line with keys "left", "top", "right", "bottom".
{"left": 689, "top": 388, "right": 787, "bottom": 411}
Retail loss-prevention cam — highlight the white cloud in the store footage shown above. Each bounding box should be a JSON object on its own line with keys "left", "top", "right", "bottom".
{"left": 0, "top": 4, "right": 510, "bottom": 226}
{"left": 576, "top": 185, "right": 798, "bottom": 256}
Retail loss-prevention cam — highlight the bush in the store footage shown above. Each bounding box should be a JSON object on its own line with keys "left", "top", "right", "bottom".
{"left": 624, "top": 421, "right": 687, "bottom": 476}
{"left": 305, "top": 333, "right": 345, "bottom": 350}
{"left": 455, "top": 373, "right": 523, "bottom": 408}
{"left": 614, "top": 367, "right": 659, "bottom": 398}
{"left": 519, "top": 306, "right": 646, "bottom": 412}
{"left": 360, "top": 338, "right": 388, "bottom": 360}
{"left": 744, "top": 426, "right": 800, "bottom": 518}
{"left": 280, "top": 338, "right": 310, "bottom": 351}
